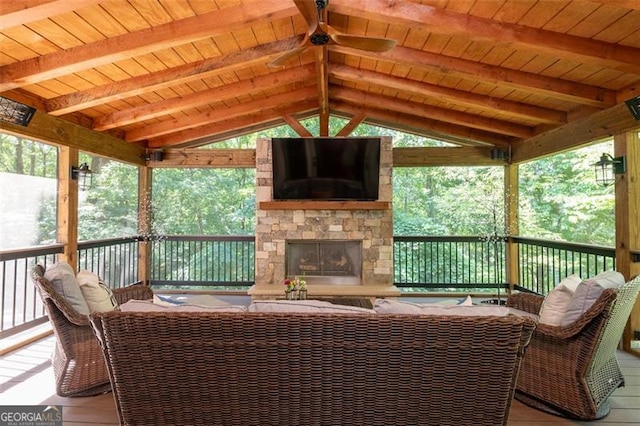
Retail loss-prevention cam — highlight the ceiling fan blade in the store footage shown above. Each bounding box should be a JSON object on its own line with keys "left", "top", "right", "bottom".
{"left": 293, "top": 0, "right": 321, "bottom": 27}
{"left": 327, "top": 27, "right": 397, "bottom": 52}
{"left": 268, "top": 44, "right": 309, "bottom": 68}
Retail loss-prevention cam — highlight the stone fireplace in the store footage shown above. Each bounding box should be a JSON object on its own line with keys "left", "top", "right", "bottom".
{"left": 248, "top": 136, "right": 400, "bottom": 299}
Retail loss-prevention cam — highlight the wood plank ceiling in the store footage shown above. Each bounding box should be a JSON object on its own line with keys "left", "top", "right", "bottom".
{"left": 1, "top": 0, "right": 639, "bottom": 159}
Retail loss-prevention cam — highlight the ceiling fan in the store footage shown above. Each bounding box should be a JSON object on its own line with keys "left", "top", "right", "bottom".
{"left": 268, "top": 0, "right": 397, "bottom": 68}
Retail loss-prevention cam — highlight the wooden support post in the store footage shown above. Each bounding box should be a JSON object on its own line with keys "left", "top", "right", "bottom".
{"left": 505, "top": 164, "right": 520, "bottom": 294}
{"left": 57, "top": 146, "right": 78, "bottom": 270}
{"left": 614, "top": 130, "right": 640, "bottom": 353}
{"left": 138, "top": 166, "right": 152, "bottom": 285}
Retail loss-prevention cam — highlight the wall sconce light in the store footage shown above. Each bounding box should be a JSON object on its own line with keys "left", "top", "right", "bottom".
{"left": 593, "top": 153, "right": 626, "bottom": 186}
{"left": 490, "top": 147, "right": 510, "bottom": 161}
{"left": 0, "top": 96, "right": 36, "bottom": 126}
{"left": 142, "top": 151, "right": 164, "bottom": 162}
{"left": 625, "top": 95, "right": 640, "bottom": 121}
{"left": 71, "top": 163, "right": 93, "bottom": 191}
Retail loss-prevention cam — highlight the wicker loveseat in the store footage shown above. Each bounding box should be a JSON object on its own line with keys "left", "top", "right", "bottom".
{"left": 506, "top": 275, "right": 640, "bottom": 420}
{"left": 91, "top": 308, "right": 536, "bottom": 426}
{"left": 31, "top": 264, "right": 154, "bottom": 397}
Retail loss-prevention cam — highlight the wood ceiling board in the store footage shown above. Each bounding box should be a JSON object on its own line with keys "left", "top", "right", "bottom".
{"left": 74, "top": 3, "right": 130, "bottom": 38}
{"left": 99, "top": 1, "right": 153, "bottom": 32}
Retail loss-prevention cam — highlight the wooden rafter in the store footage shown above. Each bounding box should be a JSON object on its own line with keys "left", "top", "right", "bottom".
{"left": 330, "top": 0, "right": 640, "bottom": 74}
{"left": 0, "top": 1, "right": 298, "bottom": 91}
{"left": 0, "top": 0, "right": 107, "bottom": 31}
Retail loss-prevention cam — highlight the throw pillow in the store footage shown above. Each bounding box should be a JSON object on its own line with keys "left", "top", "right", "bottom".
{"left": 560, "top": 270, "right": 625, "bottom": 327}
{"left": 248, "top": 300, "right": 376, "bottom": 314}
{"left": 538, "top": 274, "right": 582, "bottom": 326}
{"left": 44, "top": 261, "right": 90, "bottom": 315}
{"left": 77, "top": 270, "right": 118, "bottom": 313}
{"left": 119, "top": 299, "right": 247, "bottom": 313}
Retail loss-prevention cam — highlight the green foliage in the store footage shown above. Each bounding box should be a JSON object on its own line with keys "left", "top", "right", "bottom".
{"left": 0, "top": 134, "right": 56, "bottom": 177}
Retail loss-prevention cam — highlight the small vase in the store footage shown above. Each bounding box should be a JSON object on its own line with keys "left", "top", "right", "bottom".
{"left": 298, "top": 289, "right": 307, "bottom": 300}
{"left": 286, "top": 290, "right": 297, "bottom": 300}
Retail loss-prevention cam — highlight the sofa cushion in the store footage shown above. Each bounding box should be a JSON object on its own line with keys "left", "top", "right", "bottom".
{"left": 373, "top": 299, "right": 510, "bottom": 316}
{"left": 119, "top": 299, "right": 247, "bottom": 313}
{"left": 44, "top": 261, "right": 90, "bottom": 315}
{"left": 248, "top": 300, "right": 376, "bottom": 314}
{"left": 538, "top": 274, "right": 582, "bottom": 326}
{"left": 77, "top": 270, "right": 118, "bottom": 312}
{"left": 153, "top": 294, "right": 231, "bottom": 307}
{"left": 560, "top": 270, "right": 625, "bottom": 326}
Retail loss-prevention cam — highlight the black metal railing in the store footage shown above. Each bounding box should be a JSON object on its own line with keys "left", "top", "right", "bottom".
{"left": 78, "top": 237, "right": 140, "bottom": 289}
{"left": 514, "top": 237, "right": 616, "bottom": 295}
{"left": 149, "top": 235, "right": 255, "bottom": 289}
{"left": 0, "top": 235, "right": 625, "bottom": 338}
{"left": 0, "top": 245, "right": 62, "bottom": 338}
{"left": 393, "top": 236, "right": 507, "bottom": 292}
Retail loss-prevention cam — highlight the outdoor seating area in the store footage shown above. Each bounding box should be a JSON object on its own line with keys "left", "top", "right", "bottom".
{"left": 1, "top": 1, "right": 640, "bottom": 425}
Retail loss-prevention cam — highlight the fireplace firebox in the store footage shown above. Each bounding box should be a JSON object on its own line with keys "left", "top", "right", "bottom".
{"left": 286, "top": 240, "right": 362, "bottom": 285}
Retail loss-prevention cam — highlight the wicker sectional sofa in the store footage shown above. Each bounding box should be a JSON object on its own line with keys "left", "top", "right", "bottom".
{"left": 91, "top": 304, "right": 536, "bottom": 426}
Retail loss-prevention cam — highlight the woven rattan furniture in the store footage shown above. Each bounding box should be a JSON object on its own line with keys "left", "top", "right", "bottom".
{"left": 506, "top": 275, "right": 640, "bottom": 420}
{"left": 91, "top": 310, "right": 535, "bottom": 426}
{"left": 31, "top": 264, "right": 153, "bottom": 397}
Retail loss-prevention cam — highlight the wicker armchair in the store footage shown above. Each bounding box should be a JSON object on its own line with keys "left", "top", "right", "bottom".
{"left": 31, "top": 264, "right": 153, "bottom": 397}
{"left": 506, "top": 275, "right": 640, "bottom": 420}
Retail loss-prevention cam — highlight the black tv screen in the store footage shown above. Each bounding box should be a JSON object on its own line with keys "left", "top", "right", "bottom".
{"left": 271, "top": 137, "right": 381, "bottom": 200}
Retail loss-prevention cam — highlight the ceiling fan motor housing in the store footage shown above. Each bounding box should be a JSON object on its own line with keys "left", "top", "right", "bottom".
{"left": 310, "top": 33, "right": 331, "bottom": 45}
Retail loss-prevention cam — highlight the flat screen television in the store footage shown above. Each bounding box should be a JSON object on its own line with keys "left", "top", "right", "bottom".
{"left": 271, "top": 137, "right": 381, "bottom": 201}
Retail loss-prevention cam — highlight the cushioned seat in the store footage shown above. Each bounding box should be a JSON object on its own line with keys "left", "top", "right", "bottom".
{"left": 506, "top": 275, "right": 640, "bottom": 420}
{"left": 31, "top": 264, "right": 153, "bottom": 397}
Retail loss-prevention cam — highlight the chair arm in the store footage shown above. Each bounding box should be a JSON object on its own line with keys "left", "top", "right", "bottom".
{"left": 506, "top": 292, "right": 544, "bottom": 315}
{"left": 112, "top": 283, "right": 154, "bottom": 305}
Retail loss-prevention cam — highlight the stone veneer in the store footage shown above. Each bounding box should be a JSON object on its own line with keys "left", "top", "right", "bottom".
{"left": 248, "top": 136, "right": 400, "bottom": 299}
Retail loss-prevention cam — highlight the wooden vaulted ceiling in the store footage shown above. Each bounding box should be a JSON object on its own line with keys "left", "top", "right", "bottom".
{"left": 1, "top": 0, "right": 639, "bottom": 163}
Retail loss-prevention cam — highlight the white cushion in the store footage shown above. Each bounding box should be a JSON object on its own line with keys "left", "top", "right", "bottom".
{"left": 119, "top": 299, "right": 247, "bottom": 313}
{"left": 44, "top": 261, "right": 90, "bottom": 315}
{"left": 538, "top": 274, "right": 582, "bottom": 326}
{"left": 373, "top": 299, "right": 510, "bottom": 316}
{"left": 77, "top": 270, "right": 118, "bottom": 312}
{"left": 560, "top": 271, "right": 625, "bottom": 326}
{"left": 248, "top": 300, "right": 375, "bottom": 314}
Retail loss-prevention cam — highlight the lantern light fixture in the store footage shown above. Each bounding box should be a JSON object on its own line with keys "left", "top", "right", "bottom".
{"left": 593, "top": 153, "right": 626, "bottom": 186}
{"left": 71, "top": 163, "right": 93, "bottom": 191}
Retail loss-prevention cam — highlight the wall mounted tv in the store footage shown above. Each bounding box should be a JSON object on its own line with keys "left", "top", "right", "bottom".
{"left": 271, "top": 137, "right": 381, "bottom": 201}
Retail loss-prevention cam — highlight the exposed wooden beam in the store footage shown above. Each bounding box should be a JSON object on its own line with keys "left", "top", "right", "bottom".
{"left": 336, "top": 113, "right": 366, "bottom": 137}
{"left": 147, "top": 100, "right": 318, "bottom": 148}
{"left": 332, "top": 100, "right": 514, "bottom": 147}
{"left": 510, "top": 103, "right": 640, "bottom": 163}
{"left": 317, "top": 47, "right": 330, "bottom": 137}
{"left": 93, "top": 64, "right": 316, "bottom": 131}
{"left": 156, "top": 149, "right": 256, "bottom": 168}
{"left": 331, "top": 0, "right": 640, "bottom": 74}
{"left": 332, "top": 86, "right": 534, "bottom": 138}
{"left": 329, "top": 64, "right": 566, "bottom": 125}
{"left": 0, "top": 1, "right": 298, "bottom": 91}
{"left": 282, "top": 115, "right": 313, "bottom": 137}
{"left": 45, "top": 37, "right": 302, "bottom": 116}
{"left": 126, "top": 85, "right": 317, "bottom": 142}
{"left": 0, "top": 111, "right": 145, "bottom": 165}
{"left": 332, "top": 45, "right": 616, "bottom": 108}
{"left": 393, "top": 147, "right": 503, "bottom": 167}
{"left": 0, "top": 0, "right": 107, "bottom": 31}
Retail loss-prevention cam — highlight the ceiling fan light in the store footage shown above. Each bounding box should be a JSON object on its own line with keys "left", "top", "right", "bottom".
{"left": 310, "top": 33, "right": 330, "bottom": 45}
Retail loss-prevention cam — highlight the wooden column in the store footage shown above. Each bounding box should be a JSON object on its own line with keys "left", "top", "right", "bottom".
{"left": 137, "top": 166, "right": 152, "bottom": 285}
{"left": 614, "top": 130, "right": 640, "bottom": 353}
{"left": 505, "top": 164, "right": 520, "bottom": 294}
{"left": 57, "top": 146, "right": 79, "bottom": 270}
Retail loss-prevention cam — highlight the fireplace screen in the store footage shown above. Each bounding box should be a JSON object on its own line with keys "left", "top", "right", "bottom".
{"left": 286, "top": 240, "right": 362, "bottom": 283}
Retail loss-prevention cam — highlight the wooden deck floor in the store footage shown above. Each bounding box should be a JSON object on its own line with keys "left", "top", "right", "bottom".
{"left": 2, "top": 335, "right": 638, "bottom": 425}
